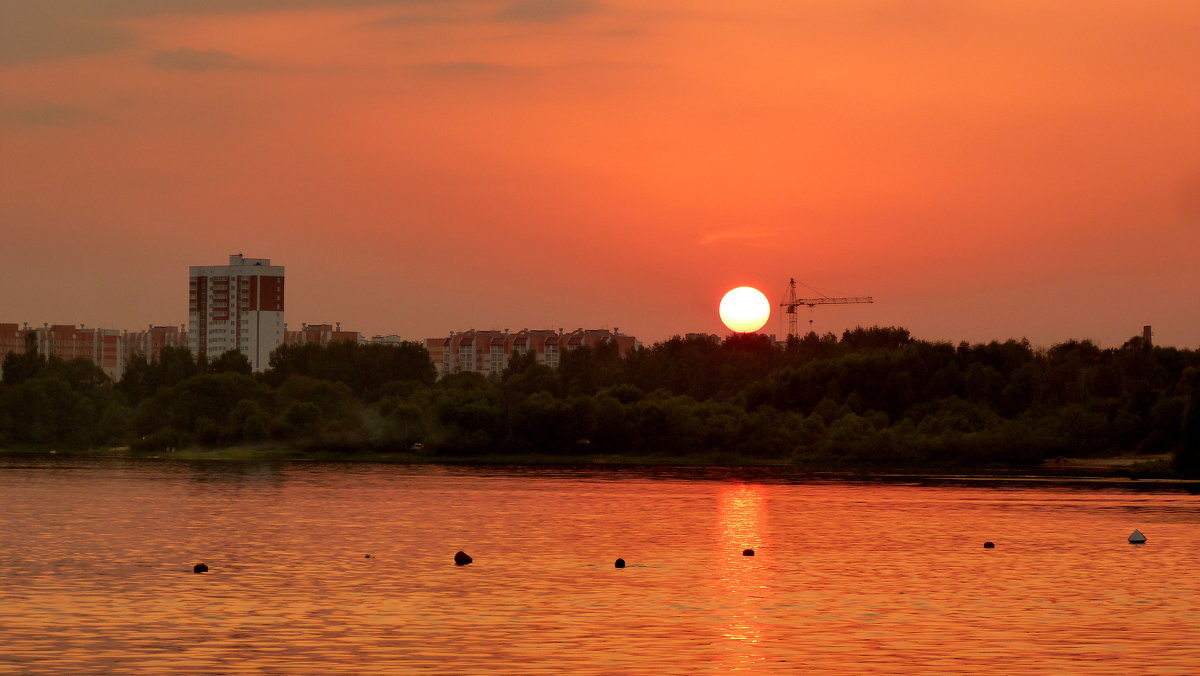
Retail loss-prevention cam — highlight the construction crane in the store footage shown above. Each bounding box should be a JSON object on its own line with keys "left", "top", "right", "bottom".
{"left": 780, "top": 278, "right": 873, "bottom": 338}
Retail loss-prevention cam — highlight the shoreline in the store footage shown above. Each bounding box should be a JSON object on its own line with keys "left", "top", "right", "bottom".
{"left": 2, "top": 446, "right": 1194, "bottom": 488}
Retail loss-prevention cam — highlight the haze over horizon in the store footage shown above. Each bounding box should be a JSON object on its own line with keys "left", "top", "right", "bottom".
{"left": 3, "top": 1, "right": 1199, "bottom": 348}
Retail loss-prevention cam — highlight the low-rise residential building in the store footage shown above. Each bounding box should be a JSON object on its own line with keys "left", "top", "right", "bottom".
{"left": 0, "top": 323, "right": 28, "bottom": 363}
{"left": 0, "top": 322, "right": 186, "bottom": 380}
{"left": 123, "top": 325, "right": 187, "bottom": 363}
{"left": 33, "top": 324, "right": 122, "bottom": 378}
{"left": 284, "top": 322, "right": 361, "bottom": 346}
{"left": 425, "top": 328, "right": 640, "bottom": 378}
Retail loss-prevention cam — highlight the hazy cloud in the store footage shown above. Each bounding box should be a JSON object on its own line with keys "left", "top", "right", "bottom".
{"left": 698, "top": 230, "right": 775, "bottom": 246}
{"left": 369, "top": 13, "right": 466, "bottom": 27}
{"left": 497, "top": 0, "right": 598, "bottom": 23}
{"left": 1174, "top": 170, "right": 1200, "bottom": 227}
{"left": 1, "top": 1, "right": 414, "bottom": 19}
{"left": 0, "top": 10, "right": 134, "bottom": 65}
{"left": 149, "top": 48, "right": 259, "bottom": 71}
{"left": 416, "top": 61, "right": 509, "bottom": 76}
{"left": 0, "top": 104, "right": 98, "bottom": 126}
{"left": 371, "top": 0, "right": 601, "bottom": 28}
{"left": 1, "top": 1, "right": 605, "bottom": 65}
{"left": 0, "top": 1, "right": 448, "bottom": 64}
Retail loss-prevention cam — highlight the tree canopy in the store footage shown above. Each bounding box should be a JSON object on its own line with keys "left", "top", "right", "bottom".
{"left": 2, "top": 328, "right": 1198, "bottom": 475}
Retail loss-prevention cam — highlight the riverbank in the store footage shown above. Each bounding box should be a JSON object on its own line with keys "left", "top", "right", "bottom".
{"left": 2, "top": 445, "right": 1192, "bottom": 485}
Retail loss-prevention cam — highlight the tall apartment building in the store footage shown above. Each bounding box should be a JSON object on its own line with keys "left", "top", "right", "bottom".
{"left": 188, "top": 254, "right": 284, "bottom": 371}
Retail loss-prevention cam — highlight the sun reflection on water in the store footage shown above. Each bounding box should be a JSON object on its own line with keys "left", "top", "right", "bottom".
{"left": 7, "top": 463, "right": 1200, "bottom": 672}
{"left": 714, "top": 483, "right": 771, "bottom": 670}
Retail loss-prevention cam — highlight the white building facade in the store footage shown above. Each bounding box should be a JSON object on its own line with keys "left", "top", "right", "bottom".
{"left": 188, "top": 254, "right": 284, "bottom": 371}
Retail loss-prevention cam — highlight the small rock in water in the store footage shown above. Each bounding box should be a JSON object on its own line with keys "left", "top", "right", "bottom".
{"left": 983, "top": 541, "right": 995, "bottom": 549}
{"left": 454, "top": 551, "right": 473, "bottom": 566}
{"left": 614, "top": 558, "right": 626, "bottom": 568}
{"left": 742, "top": 549, "right": 755, "bottom": 557}
{"left": 1128, "top": 529, "right": 1147, "bottom": 544}
{"left": 193, "top": 563, "right": 209, "bottom": 574}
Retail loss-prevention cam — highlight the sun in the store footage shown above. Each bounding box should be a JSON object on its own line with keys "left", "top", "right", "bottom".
{"left": 719, "top": 287, "right": 771, "bottom": 333}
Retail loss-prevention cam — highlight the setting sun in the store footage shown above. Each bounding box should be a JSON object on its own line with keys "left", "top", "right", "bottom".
{"left": 719, "top": 287, "right": 771, "bottom": 333}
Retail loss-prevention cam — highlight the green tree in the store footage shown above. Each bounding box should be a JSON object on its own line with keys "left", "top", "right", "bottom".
{"left": 119, "top": 345, "right": 200, "bottom": 403}
{"left": 134, "top": 372, "right": 267, "bottom": 447}
{"left": 266, "top": 341, "right": 435, "bottom": 400}
{"left": 209, "top": 349, "right": 253, "bottom": 375}
{"left": 1, "top": 331, "right": 43, "bottom": 385}
{"left": 1173, "top": 369, "right": 1200, "bottom": 476}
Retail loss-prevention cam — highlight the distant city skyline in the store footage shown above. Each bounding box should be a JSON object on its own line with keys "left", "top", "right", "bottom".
{"left": 3, "top": 2, "right": 1199, "bottom": 348}
{"left": 1, "top": 248, "right": 1191, "bottom": 350}
{"left": 1, "top": 254, "right": 650, "bottom": 378}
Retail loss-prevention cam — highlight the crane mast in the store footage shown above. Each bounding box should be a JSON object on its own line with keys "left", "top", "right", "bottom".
{"left": 781, "top": 278, "right": 873, "bottom": 338}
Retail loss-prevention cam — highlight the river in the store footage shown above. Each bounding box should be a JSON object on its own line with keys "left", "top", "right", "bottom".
{"left": 2, "top": 457, "right": 1198, "bottom": 673}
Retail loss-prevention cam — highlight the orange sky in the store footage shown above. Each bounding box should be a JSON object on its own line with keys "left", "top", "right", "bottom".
{"left": 3, "top": 0, "right": 1199, "bottom": 347}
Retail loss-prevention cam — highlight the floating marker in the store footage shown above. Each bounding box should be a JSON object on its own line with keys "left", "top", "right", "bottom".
{"left": 614, "top": 558, "right": 626, "bottom": 569}
{"left": 454, "top": 551, "right": 473, "bottom": 565}
{"left": 193, "top": 563, "right": 208, "bottom": 574}
{"left": 983, "top": 541, "right": 995, "bottom": 549}
{"left": 742, "top": 549, "right": 755, "bottom": 557}
{"left": 1128, "top": 529, "right": 1147, "bottom": 544}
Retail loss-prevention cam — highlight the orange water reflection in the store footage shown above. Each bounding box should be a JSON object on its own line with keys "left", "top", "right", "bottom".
{"left": 5, "top": 462, "right": 1200, "bottom": 672}
{"left": 714, "top": 483, "right": 771, "bottom": 670}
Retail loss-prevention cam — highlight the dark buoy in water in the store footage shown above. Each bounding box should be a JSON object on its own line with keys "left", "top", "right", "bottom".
{"left": 983, "top": 541, "right": 995, "bottom": 549}
{"left": 454, "top": 551, "right": 473, "bottom": 566}
{"left": 193, "top": 563, "right": 208, "bottom": 574}
{"left": 614, "top": 558, "right": 626, "bottom": 568}
{"left": 742, "top": 549, "right": 755, "bottom": 556}
{"left": 1129, "top": 529, "right": 1147, "bottom": 544}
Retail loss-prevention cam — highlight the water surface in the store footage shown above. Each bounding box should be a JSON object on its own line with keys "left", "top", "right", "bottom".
{"left": 2, "top": 458, "right": 1197, "bottom": 673}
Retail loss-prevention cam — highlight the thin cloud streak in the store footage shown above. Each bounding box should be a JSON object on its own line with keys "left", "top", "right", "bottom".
{"left": 415, "top": 61, "right": 511, "bottom": 76}
{"left": 368, "top": 13, "right": 467, "bottom": 27}
{"left": 149, "top": 48, "right": 261, "bottom": 71}
{"left": 497, "top": 0, "right": 599, "bottom": 23}
{"left": 698, "top": 230, "right": 776, "bottom": 246}
{"left": 0, "top": 104, "right": 98, "bottom": 126}
{"left": 0, "top": 11, "right": 134, "bottom": 64}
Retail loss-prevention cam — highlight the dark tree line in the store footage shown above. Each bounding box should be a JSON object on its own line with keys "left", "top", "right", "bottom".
{"left": 2, "top": 327, "right": 1199, "bottom": 474}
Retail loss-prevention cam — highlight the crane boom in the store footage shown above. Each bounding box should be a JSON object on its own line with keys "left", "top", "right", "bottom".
{"left": 780, "top": 278, "right": 874, "bottom": 337}
{"left": 787, "top": 296, "right": 874, "bottom": 307}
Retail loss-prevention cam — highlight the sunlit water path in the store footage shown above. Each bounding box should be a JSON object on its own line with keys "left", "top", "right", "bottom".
{"left": 2, "top": 458, "right": 1198, "bottom": 673}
